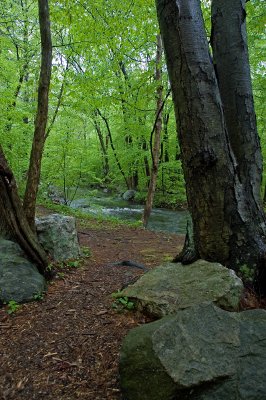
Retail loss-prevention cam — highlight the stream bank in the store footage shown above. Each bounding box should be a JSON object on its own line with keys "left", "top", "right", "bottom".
{"left": 64, "top": 189, "right": 189, "bottom": 235}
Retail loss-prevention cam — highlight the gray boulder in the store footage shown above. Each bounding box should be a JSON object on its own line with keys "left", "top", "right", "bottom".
{"left": 0, "top": 239, "right": 47, "bottom": 303}
{"left": 121, "top": 260, "right": 243, "bottom": 316}
{"left": 122, "top": 190, "right": 136, "bottom": 201}
{"left": 36, "top": 214, "right": 80, "bottom": 261}
{"left": 120, "top": 303, "right": 266, "bottom": 400}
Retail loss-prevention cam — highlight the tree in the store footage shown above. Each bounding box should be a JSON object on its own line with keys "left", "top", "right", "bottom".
{"left": 0, "top": 145, "right": 49, "bottom": 277}
{"left": 143, "top": 34, "right": 163, "bottom": 227}
{"left": 23, "top": 0, "right": 52, "bottom": 230}
{"left": 155, "top": 0, "right": 266, "bottom": 293}
{"left": 0, "top": 0, "right": 52, "bottom": 278}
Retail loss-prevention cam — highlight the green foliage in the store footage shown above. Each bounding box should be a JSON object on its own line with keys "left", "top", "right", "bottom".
{"left": 66, "top": 260, "right": 80, "bottom": 268}
{"left": 45, "top": 242, "right": 91, "bottom": 279}
{"left": 0, "top": 0, "right": 264, "bottom": 210}
{"left": 6, "top": 300, "right": 20, "bottom": 315}
{"left": 81, "top": 246, "right": 91, "bottom": 257}
{"left": 39, "top": 198, "right": 143, "bottom": 228}
{"left": 33, "top": 292, "right": 45, "bottom": 301}
{"left": 112, "top": 291, "right": 135, "bottom": 311}
{"left": 239, "top": 264, "right": 255, "bottom": 284}
{"left": 57, "top": 272, "right": 65, "bottom": 279}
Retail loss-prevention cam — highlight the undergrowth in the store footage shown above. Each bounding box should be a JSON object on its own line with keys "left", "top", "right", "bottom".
{"left": 38, "top": 199, "right": 143, "bottom": 229}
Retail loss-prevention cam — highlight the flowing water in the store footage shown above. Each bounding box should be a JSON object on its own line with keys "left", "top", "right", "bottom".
{"left": 71, "top": 193, "right": 188, "bottom": 235}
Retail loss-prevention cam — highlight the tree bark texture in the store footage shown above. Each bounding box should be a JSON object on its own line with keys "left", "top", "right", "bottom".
{"left": 143, "top": 34, "right": 163, "bottom": 228}
{"left": 211, "top": 0, "right": 263, "bottom": 206}
{"left": 23, "top": 0, "right": 52, "bottom": 229}
{"left": 156, "top": 0, "right": 266, "bottom": 292}
{"left": 0, "top": 146, "right": 49, "bottom": 277}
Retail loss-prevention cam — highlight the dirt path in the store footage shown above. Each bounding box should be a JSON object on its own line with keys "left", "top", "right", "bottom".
{"left": 0, "top": 218, "right": 184, "bottom": 400}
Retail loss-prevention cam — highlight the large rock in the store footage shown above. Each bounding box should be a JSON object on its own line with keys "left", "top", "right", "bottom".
{"left": 121, "top": 260, "right": 243, "bottom": 316}
{"left": 120, "top": 303, "right": 266, "bottom": 400}
{"left": 0, "top": 239, "right": 47, "bottom": 303}
{"left": 36, "top": 214, "right": 80, "bottom": 261}
{"left": 122, "top": 190, "right": 136, "bottom": 201}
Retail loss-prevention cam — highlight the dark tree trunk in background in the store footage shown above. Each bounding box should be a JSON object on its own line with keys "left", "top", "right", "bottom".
{"left": 5, "top": 0, "right": 30, "bottom": 143}
{"left": 156, "top": 0, "right": 266, "bottom": 293}
{"left": 143, "top": 35, "right": 163, "bottom": 228}
{"left": 23, "top": 0, "right": 52, "bottom": 230}
{"left": 160, "top": 112, "right": 170, "bottom": 163}
{"left": 0, "top": 146, "right": 49, "bottom": 277}
{"left": 97, "top": 109, "right": 129, "bottom": 189}
{"left": 118, "top": 61, "right": 138, "bottom": 190}
{"left": 93, "top": 114, "right": 109, "bottom": 178}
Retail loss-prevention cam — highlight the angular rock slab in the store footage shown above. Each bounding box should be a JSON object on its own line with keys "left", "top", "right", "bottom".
{"left": 36, "top": 214, "right": 80, "bottom": 261}
{"left": 121, "top": 260, "right": 243, "bottom": 316}
{"left": 120, "top": 303, "right": 266, "bottom": 400}
{"left": 0, "top": 239, "right": 47, "bottom": 303}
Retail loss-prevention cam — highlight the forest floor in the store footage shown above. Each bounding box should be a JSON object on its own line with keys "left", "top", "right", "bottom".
{"left": 0, "top": 209, "right": 185, "bottom": 400}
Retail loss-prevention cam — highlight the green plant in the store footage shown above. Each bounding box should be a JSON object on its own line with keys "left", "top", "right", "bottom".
{"left": 81, "top": 246, "right": 91, "bottom": 257}
{"left": 67, "top": 260, "right": 80, "bottom": 268}
{"left": 47, "top": 263, "right": 54, "bottom": 271}
{"left": 33, "top": 292, "right": 45, "bottom": 301}
{"left": 112, "top": 291, "right": 135, "bottom": 311}
{"left": 57, "top": 272, "right": 65, "bottom": 279}
{"left": 239, "top": 264, "right": 255, "bottom": 283}
{"left": 6, "top": 300, "right": 20, "bottom": 315}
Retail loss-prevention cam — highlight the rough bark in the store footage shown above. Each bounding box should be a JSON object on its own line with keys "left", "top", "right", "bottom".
{"left": 211, "top": 0, "right": 263, "bottom": 206}
{"left": 143, "top": 35, "right": 163, "bottom": 228}
{"left": 23, "top": 0, "right": 52, "bottom": 230}
{"left": 156, "top": 0, "right": 266, "bottom": 293}
{"left": 0, "top": 145, "right": 50, "bottom": 277}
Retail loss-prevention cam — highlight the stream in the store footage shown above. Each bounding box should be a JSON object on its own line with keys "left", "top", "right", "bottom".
{"left": 70, "top": 192, "right": 188, "bottom": 235}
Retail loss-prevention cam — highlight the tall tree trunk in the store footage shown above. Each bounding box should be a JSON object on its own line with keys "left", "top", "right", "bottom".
{"left": 0, "top": 145, "right": 49, "bottom": 277}
{"left": 143, "top": 34, "right": 163, "bottom": 228}
{"left": 119, "top": 61, "right": 139, "bottom": 190}
{"left": 97, "top": 109, "right": 129, "bottom": 189}
{"left": 141, "top": 137, "right": 151, "bottom": 178}
{"left": 23, "top": 0, "right": 52, "bottom": 230}
{"left": 92, "top": 113, "right": 109, "bottom": 178}
{"left": 211, "top": 0, "right": 263, "bottom": 206}
{"left": 156, "top": 0, "right": 266, "bottom": 293}
{"left": 160, "top": 112, "right": 170, "bottom": 163}
{"left": 45, "top": 59, "right": 69, "bottom": 140}
{"left": 5, "top": 0, "right": 30, "bottom": 141}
